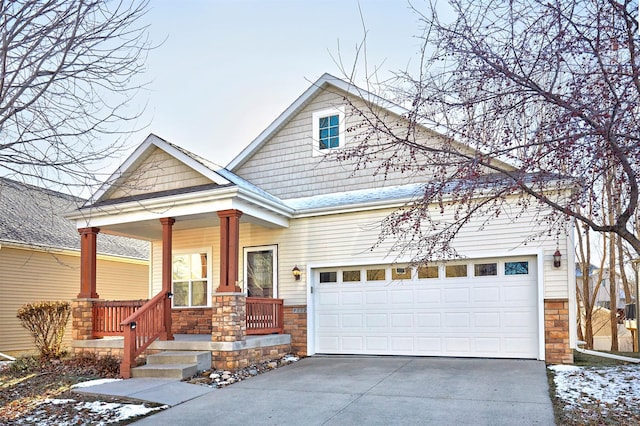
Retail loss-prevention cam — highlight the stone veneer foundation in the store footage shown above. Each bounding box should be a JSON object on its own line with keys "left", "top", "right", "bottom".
{"left": 544, "top": 299, "right": 573, "bottom": 364}
{"left": 283, "top": 305, "right": 308, "bottom": 356}
{"left": 171, "top": 308, "right": 213, "bottom": 334}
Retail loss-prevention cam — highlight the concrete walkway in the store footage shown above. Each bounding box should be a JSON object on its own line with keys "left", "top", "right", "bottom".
{"left": 81, "top": 356, "right": 556, "bottom": 425}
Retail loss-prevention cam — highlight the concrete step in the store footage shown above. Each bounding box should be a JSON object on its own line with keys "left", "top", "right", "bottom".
{"left": 130, "top": 351, "right": 211, "bottom": 380}
{"left": 146, "top": 351, "right": 211, "bottom": 371}
{"left": 131, "top": 363, "right": 198, "bottom": 379}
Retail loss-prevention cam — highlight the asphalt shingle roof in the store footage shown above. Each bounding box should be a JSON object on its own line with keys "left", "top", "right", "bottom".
{"left": 0, "top": 178, "right": 149, "bottom": 260}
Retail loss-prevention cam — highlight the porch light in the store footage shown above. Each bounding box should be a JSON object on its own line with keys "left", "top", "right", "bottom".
{"left": 167, "top": 291, "right": 173, "bottom": 299}
{"left": 553, "top": 249, "right": 562, "bottom": 268}
{"left": 292, "top": 265, "right": 301, "bottom": 280}
{"left": 130, "top": 322, "right": 136, "bottom": 330}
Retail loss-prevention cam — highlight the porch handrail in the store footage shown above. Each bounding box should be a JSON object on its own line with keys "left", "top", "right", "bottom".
{"left": 119, "top": 291, "right": 170, "bottom": 378}
{"left": 246, "top": 297, "right": 284, "bottom": 335}
{"left": 92, "top": 300, "right": 147, "bottom": 337}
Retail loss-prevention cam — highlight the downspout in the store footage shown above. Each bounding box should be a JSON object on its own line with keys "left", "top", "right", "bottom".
{"left": 576, "top": 341, "right": 640, "bottom": 363}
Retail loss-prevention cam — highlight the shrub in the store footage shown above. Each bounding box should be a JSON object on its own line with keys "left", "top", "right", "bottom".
{"left": 16, "top": 301, "right": 71, "bottom": 360}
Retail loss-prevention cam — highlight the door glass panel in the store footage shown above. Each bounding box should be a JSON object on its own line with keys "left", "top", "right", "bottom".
{"left": 247, "top": 250, "right": 273, "bottom": 297}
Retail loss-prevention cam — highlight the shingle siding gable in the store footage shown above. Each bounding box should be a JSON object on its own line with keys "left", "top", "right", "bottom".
{"left": 233, "top": 87, "right": 434, "bottom": 200}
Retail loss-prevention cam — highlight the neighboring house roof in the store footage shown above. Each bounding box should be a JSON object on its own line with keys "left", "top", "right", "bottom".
{"left": 575, "top": 263, "right": 599, "bottom": 277}
{"left": 0, "top": 177, "right": 149, "bottom": 260}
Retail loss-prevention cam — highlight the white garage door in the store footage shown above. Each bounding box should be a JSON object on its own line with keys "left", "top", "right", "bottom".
{"left": 314, "top": 257, "right": 538, "bottom": 358}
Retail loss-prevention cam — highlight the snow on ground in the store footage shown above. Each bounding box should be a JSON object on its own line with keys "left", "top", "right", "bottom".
{"left": 549, "top": 364, "right": 640, "bottom": 421}
{"left": 70, "top": 378, "right": 122, "bottom": 388}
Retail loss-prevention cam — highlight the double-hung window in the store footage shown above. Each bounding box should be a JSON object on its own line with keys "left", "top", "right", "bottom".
{"left": 312, "top": 107, "right": 345, "bottom": 155}
{"left": 172, "top": 251, "right": 210, "bottom": 307}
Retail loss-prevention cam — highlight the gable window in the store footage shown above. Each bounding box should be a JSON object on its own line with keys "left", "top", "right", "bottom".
{"left": 172, "top": 251, "right": 210, "bottom": 308}
{"left": 312, "top": 107, "right": 345, "bottom": 155}
{"left": 244, "top": 245, "right": 278, "bottom": 298}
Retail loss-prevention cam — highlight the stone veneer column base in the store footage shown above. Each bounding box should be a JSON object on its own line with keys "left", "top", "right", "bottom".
{"left": 544, "top": 299, "right": 573, "bottom": 364}
{"left": 72, "top": 299, "right": 96, "bottom": 341}
{"left": 283, "top": 305, "right": 307, "bottom": 356}
{"left": 211, "top": 293, "right": 246, "bottom": 343}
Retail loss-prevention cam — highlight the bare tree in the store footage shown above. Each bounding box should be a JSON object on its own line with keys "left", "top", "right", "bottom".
{"left": 336, "top": 0, "right": 640, "bottom": 261}
{"left": 0, "top": 0, "right": 151, "bottom": 191}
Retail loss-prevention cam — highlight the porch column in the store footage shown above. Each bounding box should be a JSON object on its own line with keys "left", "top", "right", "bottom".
{"left": 160, "top": 217, "right": 175, "bottom": 340}
{"left": 217, "top": 209, "right": 243, "bottom": 292}
{"left": 78, "top": 227, "right": 100, "bottom": 299}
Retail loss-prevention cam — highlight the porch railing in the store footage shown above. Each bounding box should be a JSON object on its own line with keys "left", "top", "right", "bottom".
{"left": 119, "top": 291, "right": 170, "bottom": 378}
{"left": 92, "top": 300, "right": 146, "bottom": 337}
{"left": 246, "top": 297, "right": 284, "bottom": 335}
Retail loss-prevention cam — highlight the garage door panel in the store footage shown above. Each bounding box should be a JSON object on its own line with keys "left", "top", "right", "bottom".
{"left": 416, "top": 289, "right": 441, "bottom": 303}
{"left": 315, "top": 256, "right": 538, "bottom": 358}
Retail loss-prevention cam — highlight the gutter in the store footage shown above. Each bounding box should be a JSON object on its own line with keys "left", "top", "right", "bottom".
{"left": 575, "top": 341, "right": 640, "bottom": 364}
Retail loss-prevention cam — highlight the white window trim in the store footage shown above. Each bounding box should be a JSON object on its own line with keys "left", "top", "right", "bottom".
{"left": 171, "top": 248, "right": 212, "bottom": 308}
{"left": 243, "top": 244, "right": 278, "bottom": 298}
{"left": 312, "top": 106, "right": 346, "bottom": 156}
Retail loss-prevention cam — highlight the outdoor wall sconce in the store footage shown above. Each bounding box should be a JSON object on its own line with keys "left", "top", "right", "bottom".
{"left": 553, "top": 249, "right": 562, "bottom": 268}
{"left": 167, "top": 292, "right": 173, "bottom": 299}
{"left": 130, "top": 322, "right": 137, "bottom": 330}
{"left": 292, "top": 265, "right": 301, "bottom": 280}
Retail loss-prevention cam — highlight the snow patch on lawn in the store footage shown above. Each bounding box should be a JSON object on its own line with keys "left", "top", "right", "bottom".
{"left": 71, "top": 378, "right": 122, "bottom": 388}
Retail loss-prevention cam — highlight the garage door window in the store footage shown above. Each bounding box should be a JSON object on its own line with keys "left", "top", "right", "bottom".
{"left": 446, "top": 264, "right": 467, "bottom": 278}
{"left": 505, "top": 261, "right": 529, "bottom": 275}
{"left": 320, "top": 272, "right": 337, "bottom": 283}
{"left": 366, "top": 269, "right": 386, "bottom": 281}
{"left": 474, "top": 263, "right": 497, "bottom": 276}
{"left": 392, "top": 267, "right": 411, "bottom": 280}
{"left": 343, "top": 270, "right": 361, "bottom": 282}
{"left": 417, "top": 266, "right": 439, "bottom": 279}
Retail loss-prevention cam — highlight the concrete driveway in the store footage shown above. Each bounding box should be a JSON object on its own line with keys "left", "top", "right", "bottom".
{"left": 132, "top": 356, "right": 555, "bottom": 425}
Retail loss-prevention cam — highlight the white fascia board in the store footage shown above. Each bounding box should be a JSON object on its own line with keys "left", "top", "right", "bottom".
{"left": 291, "top": 198, "right": 412, "bottom": 218}
{"left": 69, "top": 186, "right": 292, "bottom": 229}
{"left": 156, "top": 139, "right": 231, "bottom": 185}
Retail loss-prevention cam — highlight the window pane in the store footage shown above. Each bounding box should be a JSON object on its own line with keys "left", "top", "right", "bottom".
{"left": 191, "top": 253, "right": 207, "bottom": 279}
{"left": 392, "top": 267, "right": 411, "bottom": 280}
{"left": 173, "top": 282, "right": 188, "bottom": 307}
{"left": 173, "top": 254, "right": 189, "bottom": 280}
{"left": 329, "top": 115, "right": 339, "bottom": 126}
{"left": 329, "top": 137, "right": 339, "bottom": 148}
{"left": 320, "top": 128, "right": 328, "bottom": 139}
{"left": 343, "top": 270, "right": 361, "bottom": 282}
{"left": 329, "top": 127, "right": 339, "bottom": 137}
{"left": 320, "top": 272, "right": 337, "bottom": 283}
{"left": 366, "top": 269, "right": 385, "bottom": 281}
{"left": 446, "top": 265, "right": 467, "bottom": 278}
{"left": 418, "top": 266, "right": 439, "bottom": 279}
{"left": 247, "top": 250, "right": 273, "bottom": 297}
{"left": 474, "top": 263, "right": 497, "bottom": 276}
{"left": 505, "top": 261, "right": 529, "bottom": 275}
{"left": 319, "top": 139, "right": 328, "bottom": 149}
{"left": 319, "top": 117, "right": 328, "bottom": 128}
{"left": 191, "top": 280, "right": 207, "bottom": 306}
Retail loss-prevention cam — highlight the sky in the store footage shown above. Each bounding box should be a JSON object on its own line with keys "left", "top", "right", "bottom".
{"left": 122, "top": 0, "right": 427, "bottom": 169}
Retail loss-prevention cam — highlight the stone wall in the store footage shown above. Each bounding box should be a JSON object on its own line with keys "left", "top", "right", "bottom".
{"left": 545, "top": 299, "right": 573, "bottom": 364}
{"left": 211, "top": 343, "right": 291, "bottom": 370}
{"left": 171, "top": 308, "right": 212, "bottom": 334}
{"left": 283, "top": 305, "right": 307, "bottom": 356}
